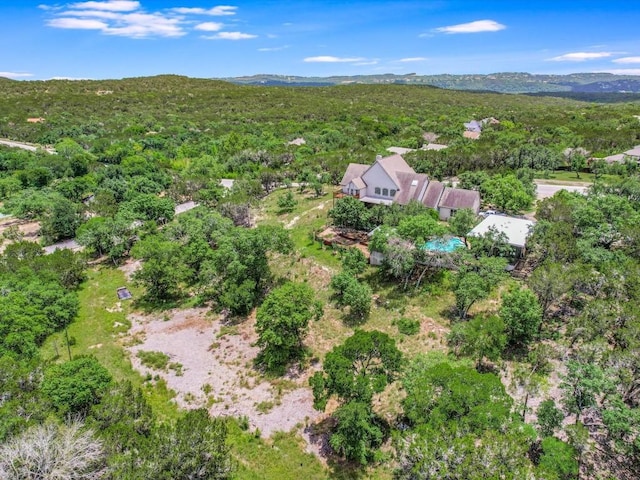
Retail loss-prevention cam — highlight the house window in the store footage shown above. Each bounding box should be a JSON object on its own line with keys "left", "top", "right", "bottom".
{"left": 390, "top": 189, "right": 396, "bottom": 197}
{"left": 374, "top": 187, "right": 381, "bottom": 195}
{"left": 382, "top": 188, "right": 389, "bottom": 196}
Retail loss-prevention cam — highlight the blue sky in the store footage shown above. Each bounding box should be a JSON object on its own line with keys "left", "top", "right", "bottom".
{"left": 1, "top": 0, "right": 640, "bottom": 80}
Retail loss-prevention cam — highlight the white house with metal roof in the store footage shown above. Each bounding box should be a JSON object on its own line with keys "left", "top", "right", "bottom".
{"left": 468, "top": 215, "right": 535, "bottom": 257}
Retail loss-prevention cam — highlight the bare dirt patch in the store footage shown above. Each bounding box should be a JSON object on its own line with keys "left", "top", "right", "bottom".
{"left": 126, "top": 307, "right": 322, "bottom": 438}
{"left": 0, "top": 217, "right": 41, "bottom": 252}
{"left": 118, "top": 259, "right": 142, "bottom": 280}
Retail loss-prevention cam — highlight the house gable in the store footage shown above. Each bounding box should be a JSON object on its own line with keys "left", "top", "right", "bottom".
{"left": 361, "top": 159, "right": 402, "bottom": 200}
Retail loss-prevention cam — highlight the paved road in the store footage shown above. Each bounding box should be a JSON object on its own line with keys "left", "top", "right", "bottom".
{"left": 535, "top": 182, "right": 589, "bottom": 200}
{"left": 0, "top": 139, "right": 57, "bottom": 154}
{"left": 43, "top": 239, "right": 82, "bottom": 255}
{"left": 174, "top": 201, "right": 199, "bottom": 215}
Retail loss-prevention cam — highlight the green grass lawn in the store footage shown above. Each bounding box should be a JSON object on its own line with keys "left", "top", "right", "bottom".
{"left": 258, "top": 187, "right": 341, "bottom": 268}
{"left": 534, "top": 170, "right": 618, "bottom": 184}
{"left": 41, "top": 266, "right": 179, "bottom": 419}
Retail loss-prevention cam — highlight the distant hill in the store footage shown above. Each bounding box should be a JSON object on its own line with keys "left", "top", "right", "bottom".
{"left": 220, "top": 72, "right": 640, "bottom": 94}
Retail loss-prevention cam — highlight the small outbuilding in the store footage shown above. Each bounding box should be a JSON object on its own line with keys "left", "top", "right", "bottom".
{"left": 468, "top": 215, "right": 535, "bottom": 258}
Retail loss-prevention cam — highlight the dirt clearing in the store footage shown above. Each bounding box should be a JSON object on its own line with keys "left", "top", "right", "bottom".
{"left": 126, "top": 307, "right": 322, "bottom": 438}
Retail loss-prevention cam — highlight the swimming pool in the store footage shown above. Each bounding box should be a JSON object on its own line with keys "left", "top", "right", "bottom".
{"left": 423, "top": 237, "right": 466, "bottom": 253}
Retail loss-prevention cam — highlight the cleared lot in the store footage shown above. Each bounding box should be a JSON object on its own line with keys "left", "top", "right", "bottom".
{"left": 535, "top": 181, "right": 589, "bottom": 200}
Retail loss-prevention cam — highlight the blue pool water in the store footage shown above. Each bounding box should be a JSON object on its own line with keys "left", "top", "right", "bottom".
{"left": 423, "top": 237, "right": 465, "bottom": 253}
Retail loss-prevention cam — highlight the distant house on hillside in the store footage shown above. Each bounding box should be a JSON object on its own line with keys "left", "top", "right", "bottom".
{"left": 463, "top": 117, "right": 500, "bottom": 140}
{"left": 563, "top": 147, "right": 589, "bottom": 158}
{"left": 339, "top": 154, "right": 480, "bottom": 220}
{"left": 464, "top": 120, "right": 483, "bottom": 133}
{"left": 594, "top": 145, "right": 640, "bottom": 164}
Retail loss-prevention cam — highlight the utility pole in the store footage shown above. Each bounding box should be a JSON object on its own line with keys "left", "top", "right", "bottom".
{"left": 64, "top": 327, "right": 72, "bottom": 361}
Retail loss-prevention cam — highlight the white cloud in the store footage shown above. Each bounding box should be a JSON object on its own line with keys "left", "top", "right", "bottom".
{"left": 434, "top": 19, "right": 505, "bottom": 34}
{"left": 171, "top": 6, "right": 237, "bottom": 16}
{"left": 103, "top": 13, "right": 185, "bottom": 37}
{"left": 44, "top": 2, "right": 242, "bottom": 38}
{"left": 596, "top": 69, "right": 640, "bottom": 75}
{"left": 47, "top": 17, "right": 109, "bottom": 29}
{"left": 399, "top": 57, "right": 427, "bottom": 62}
{"left": 613, "top": 57, "right": 640, "bottom": 64}
{"left": 195, "top": 22, "right": 224, "bottom": 32}
{"left": 548, "top": 52, "right": 613, "bottom": 62}
{"left": 68, "top": 1, "right": 140, "bottom": 11}
{"left": 57, "top": 9, "right": 122, "bottom": 19}
{"left": 303, "top": 56, "right": 366, "bottom": 63}
{"left": 258, "top": 45, "right": 289, "bottom": 52}
{"left": 0, "top": 71, "right": 34, "bottom": 79}
{"left": 353, "top": 60, "right": 378, "bottom": 66}
{"left": 204, "top": 31, "right": 257, "bottom": 40}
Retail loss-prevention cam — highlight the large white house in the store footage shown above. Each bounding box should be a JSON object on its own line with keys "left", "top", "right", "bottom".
{"left": 339, "top": 154, "right": 480, "bottom": 220}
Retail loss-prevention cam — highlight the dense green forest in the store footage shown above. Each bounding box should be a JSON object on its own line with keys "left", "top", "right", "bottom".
{"left": 1, "top": 75, "right": 640, "bottom": 479}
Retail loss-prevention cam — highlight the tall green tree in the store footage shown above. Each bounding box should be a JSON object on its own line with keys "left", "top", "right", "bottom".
{"left": 39, "top": 197, "right": 83, "bottom": 244}
{"left": 500, "top": 286, "right": 543, "bottom": 347}
{"left": 132, "top": 235, "right": 187, "bottom": 303}
{"left": 448, "top": 314, "right": 506, "bottom": 369}
{"left": 537, "top": 399, "right": 564, "bottom": 438}
{"left": 255, "top": 282, "right": 322, "bottom": 373}
{"left": 310, "top": 329, "right": 402, "bottom": 410}
{"left": 329, "top": 401, "right": 384, "bottom": 465}
{"left": 560, "top": 361, "right": 609, "bottom": 424}
{"left": 328, "top": 196, "right": 372, "bottom": 231}
{"left": 449, "top": 208, "right": 479, "bottom": 245}
{"left": 42, "top": 356, "right": 112, "bottom": 415}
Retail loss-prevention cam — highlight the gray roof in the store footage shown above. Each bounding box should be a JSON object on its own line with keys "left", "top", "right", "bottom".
{"left": 394, "top": 172, "right": 429, "bottom": 205}
{"left": 422, "top": 143, "right": 448, "bottom": 151}
{"left": 438, "top": 187, "right": 480, "bottom": 210}
{"left": 601, "top": 153, "right": 626, "bottom": 164}
{"left": 422, "top": 181, "right": 445, "bottom": 209}
{"left": 375, "top": 154, "right": 415, "bottom": 187}
{"left": 464, "top": 120, "right": 482, "bottom": 132}
{"left": 386, "top": 146, "right": 415, "bottom": 155}
{"left": 624, "top": 146, "right": 640, "bottom": 157}
{"left": 468, "top": 215, "right": 535, "bottom": 248}
{"left": 340, "top": 163, "right": 369, "bottom": 186}
{"left": 351, "top": 177, "right": 366, "bottom": 189}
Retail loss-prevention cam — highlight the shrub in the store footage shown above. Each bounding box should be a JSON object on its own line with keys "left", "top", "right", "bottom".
{"left": 396, "top": 318, "right": 420, "bottom": 335}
